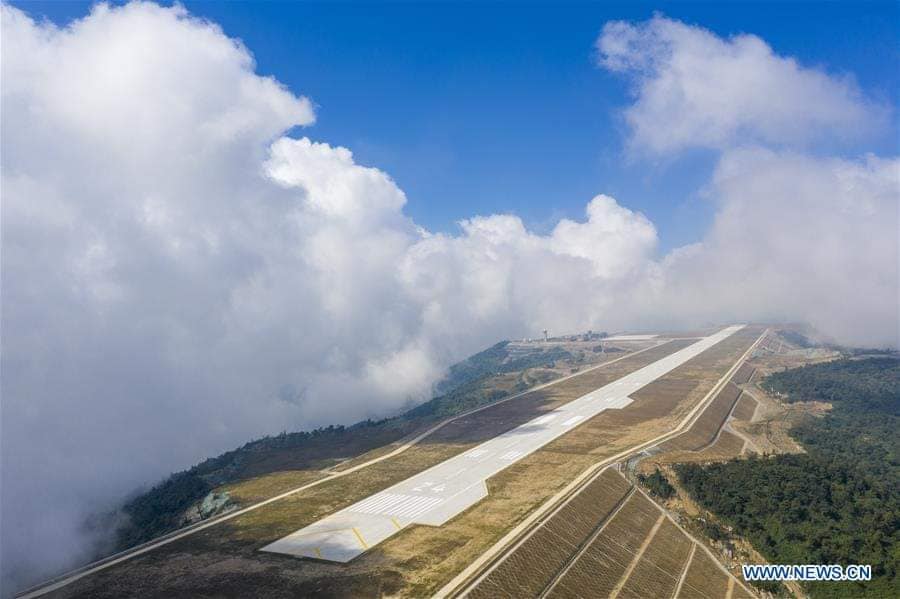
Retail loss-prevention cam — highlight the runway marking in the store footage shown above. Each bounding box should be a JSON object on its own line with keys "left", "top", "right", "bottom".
{"left": 263, "top": 326, "right": 748, "bottom": 567}
{"left": 351, "top": 494, "right": 445, "bottom": 519}
{"left": 17, "top": 337, "right": 674, "bottom": 599}
{"left": 350, "top": 493, "right": 408, "bottom": 514}
{"left": 561, "top": 416, "right": 583, "bottom": 426}
{"left": 609, "top": 396, "right": 632, "bottom": 409}
{"left": 440, "top": 328, "right": 767, "bottom": 599}
{"left": 389, "top": 496, "right": 443, "bottom": 518}
{"left": 314, "top": 547, "right": 323, "bottom": 559}
{"left": 390, "top": 518, "right": 403, "bottom": 531}
{"left": 351, "top": 527, "right": 369, "bottom": 549}
{"left": 356, "top": 495, "right": 393, "bottom": 512}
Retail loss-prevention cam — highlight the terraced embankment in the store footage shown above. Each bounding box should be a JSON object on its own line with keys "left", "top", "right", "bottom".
{"left": 466, "top": 468, "right": 633, "bottom": 598}
{"left": 465, "top": 469, "right": 754, "bottom": 599}
{"left": 36, "top": 328, "right": 763, "bottom": 598}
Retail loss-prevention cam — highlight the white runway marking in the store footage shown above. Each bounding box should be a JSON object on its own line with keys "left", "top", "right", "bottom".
{"left": 499, "top": 450, "right": 524, "bottom": 461}
{"left": 350, "top": 493, "right": 407, "bottom": 514}
{"left": 391, "top": 496, "right": 442, "bottom": 518}
{"left": 262, "top": 325, "right": 744, "bottom": 562}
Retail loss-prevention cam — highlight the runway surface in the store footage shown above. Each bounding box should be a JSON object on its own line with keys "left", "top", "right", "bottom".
{"left": 261, "top": 325, "right": 743, "bottom": 562}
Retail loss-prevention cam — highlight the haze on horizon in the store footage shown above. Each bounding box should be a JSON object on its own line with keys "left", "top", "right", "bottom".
{"left": 1, "top": 1, "right": 898, "bottom": 593}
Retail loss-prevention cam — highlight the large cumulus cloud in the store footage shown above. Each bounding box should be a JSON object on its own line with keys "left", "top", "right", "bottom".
{"left": 653, "top": 149, "right": 899, "bottom": 347}
{"left": 1, "top": 3, "right": 896, "bottom": 594}
{"left": 595, "top": 15, "right": 898, "bottom": 346}
{"left": 597, "top": 15, "right": 886, "bottom": 154}
{"left": 0, "top": 2, "right": 656, "bottom": 590}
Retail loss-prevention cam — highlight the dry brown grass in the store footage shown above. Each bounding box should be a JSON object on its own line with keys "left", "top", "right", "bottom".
{"left": 677, "top": 548, "right": 731, "bottom": 599}
{"left": 731, "top": 363, "right": 756, "bottom": 385}
{"left": 727, "top": 384, "right": 819, "bottom": 456}
{"left": 222, "top": 470, "right": 328, "bottom": 505}
{"left": 732, "top": 584, "right": 756, "bottom": 599}
{"left": 660, "top": 382, "right": 743, "bottom": 452}
{"left": 467, "top": 468, "right": 633, "bottom": 598}
{"left": 48, "top": 328, "right": 764, "bottom": 598}
{"left": 731, "top": 393, "right": 758, "bottom": 422}
{"left": 653, "top": 430, "right": 747, "bottom": 466}
{"left": 617, "top": 517, "right": 693, "bottom": 599}
{"left": 547, "top": 492, "right": 661, "bottom": 598}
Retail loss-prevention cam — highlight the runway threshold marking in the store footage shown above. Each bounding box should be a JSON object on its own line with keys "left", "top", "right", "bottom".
{"left": 264, "top": 327, "right": 743, "bottom": 564}
{"left": 260, "top": 325, "right": 744, "bottom": 563}
{"left": 15, "top": 338, "right": 673, "bottom": 599}
{"left": 442, "top": 328, "right": 768, "bottom": 598}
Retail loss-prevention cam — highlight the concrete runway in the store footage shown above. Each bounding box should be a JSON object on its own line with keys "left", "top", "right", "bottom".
{"left": 261, "top": 325, "right": 743, "bottom": 562}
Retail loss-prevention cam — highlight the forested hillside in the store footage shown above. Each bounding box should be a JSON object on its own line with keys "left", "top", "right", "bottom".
{"left": 434, "top": 341, "right": 571, "bottom": 395}
{"left": 114, "top": 340, "right": 572, "bottom": 551}
{"left": 677, "top": 357, "right": 900, "bottom": 598}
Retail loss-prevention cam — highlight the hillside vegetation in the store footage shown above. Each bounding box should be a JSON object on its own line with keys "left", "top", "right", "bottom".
{"left": 114, "top": 341, "right": 574, "bottom": 551}
{"left": 434, "top": 341, "right": 571, "bottom": 395}
{"left": 677, "top": 357, "right": 900, "bottom": 599}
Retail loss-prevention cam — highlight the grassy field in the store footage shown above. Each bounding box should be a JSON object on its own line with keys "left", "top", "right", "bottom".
{"left": 113, "top": 339, "right": 625, "bottom": 548}
{"left": 47, "top": 328, "right": 763, "bottom": 598}
{"left": 730, "top": 393, "right": 758, "bottom": 422}
{"left": 731, "top": 363, "right": 756, "bottom": 385}
{"left": 653, "top": 429, "right": 748, "bottom": 466}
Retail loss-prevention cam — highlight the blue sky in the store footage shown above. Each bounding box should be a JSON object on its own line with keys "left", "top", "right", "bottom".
{"left": 14, "top": 0, "right": 899, "bottom": 252}
{"left": 3, "top": 3, "right": 898, "bottom": 589}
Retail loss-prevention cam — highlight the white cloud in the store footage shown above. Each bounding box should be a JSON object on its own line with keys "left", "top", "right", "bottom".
{"left": 0, "top": 3, "right": 656, "bottom": 590}
{"left": 550, "top": 195, "right": 658, "bottom": 279}
{"left": 652, "top": 149, "right": 900, "bottom": 347}
{"left": 1, "top": 4, "right": 897, "bottom": 595}
{"left": 597, "top": 15, "right": 886, "bottom": 154}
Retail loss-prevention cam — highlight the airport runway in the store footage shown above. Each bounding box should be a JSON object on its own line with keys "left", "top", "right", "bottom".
{"left": 261, "top": 325, "right": 744, "bottom": 562}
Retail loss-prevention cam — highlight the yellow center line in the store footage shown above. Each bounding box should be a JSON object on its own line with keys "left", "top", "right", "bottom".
{"left": 391, "top": 517, "right": 403, "bottom": 531}
{"left": 314, "top": 547, "right": 323, "bottom": 559}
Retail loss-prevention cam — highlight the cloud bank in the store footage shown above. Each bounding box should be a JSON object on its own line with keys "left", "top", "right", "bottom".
{"left": 652, "top": 149, "right": 899, "bottom": 345}
{"left": 597, "top": 15, "right": 885, "bottom": 154}
{"left": 1, "top": 3, "right": 896, "bottom": 592}
{"left": 594, "top": 14, "right": 898, "bottom": 346}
